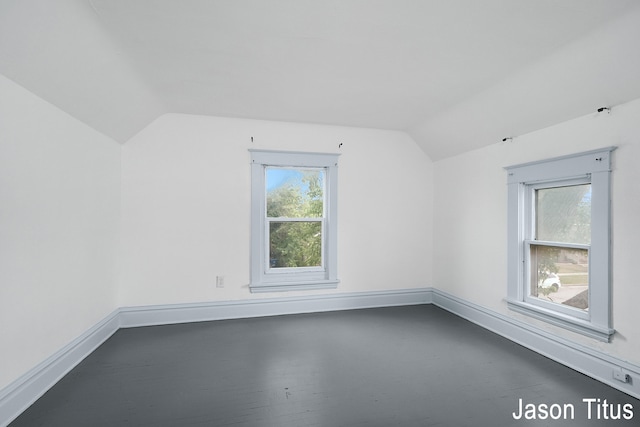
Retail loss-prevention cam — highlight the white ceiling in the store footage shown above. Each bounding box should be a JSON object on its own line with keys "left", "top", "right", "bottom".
{"left": 1, "top": 0, "right": 640, "bottom": 160}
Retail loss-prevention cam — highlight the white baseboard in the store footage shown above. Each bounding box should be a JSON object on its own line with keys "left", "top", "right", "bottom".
{"left": 2, "top": 287, "right": 638, "bottom": 426}
{"left": 431, "top": 289, "right": 640, "bottom": 400}
{"left": 119, "top": 288, "right": 434, "bottom": 328}
{"left": 0, "top": 311, "right": 120, "bottom": 427}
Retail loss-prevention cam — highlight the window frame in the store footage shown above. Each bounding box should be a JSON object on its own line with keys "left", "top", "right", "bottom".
{"left": 249, "top": 149, "right": 339, "bottom": 293}
{"left": 523, "top": 177, "right": 591, "bottom": 320}
{"left": 505, "top": 147, "right": 616, "bottom": 342}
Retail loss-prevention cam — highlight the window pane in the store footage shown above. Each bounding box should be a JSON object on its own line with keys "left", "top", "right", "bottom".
{"left": 530, "top": 244, "right": 589, "bottom": 311}
{"left": 269, "top": 221, "right": 322, "bottom": 268}
{"left": 266, "top": 168, "right": 324, "bottom": 218}
{"left": 536, "top": 184, "right": 591, "bottom": 244}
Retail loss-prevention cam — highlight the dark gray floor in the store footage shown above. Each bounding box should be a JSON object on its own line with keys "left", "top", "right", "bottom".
{"left": 10, "top": 305, "right": 639, "bottom": 426}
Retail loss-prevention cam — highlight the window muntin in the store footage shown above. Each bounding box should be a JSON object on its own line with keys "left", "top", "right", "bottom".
{"left": 505, "top": 147, "right": 615, "bottom": 341}
{"left": 250, "top": 150, "right": 339, "bottom": 292}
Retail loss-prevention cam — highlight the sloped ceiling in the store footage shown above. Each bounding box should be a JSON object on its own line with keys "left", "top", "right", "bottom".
{"left": 1, "top": 0, "right": 640, "bottom": 160}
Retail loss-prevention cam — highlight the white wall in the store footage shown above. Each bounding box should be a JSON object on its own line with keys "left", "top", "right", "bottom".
{"left": 6, "top": 69, "right": 638, "bottom": 404}
{"left": 119, "top": 114, "right": 434, "bottom": 306}
{"left": 433, "top": 97, "right": 640, "bottom": 365}
{"left": 0, "top": 75, "right": 121, "bottom": 390}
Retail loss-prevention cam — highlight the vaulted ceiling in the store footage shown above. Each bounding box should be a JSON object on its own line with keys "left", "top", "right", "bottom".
{"left": 2, "top": 0, "right": 640, "bottom": 160}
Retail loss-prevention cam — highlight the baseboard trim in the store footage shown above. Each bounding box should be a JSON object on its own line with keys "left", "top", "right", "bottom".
{"left": 119, "top": 288, "right": 434, "bottom": 328}
{"left": 431, "top": 289, "right": 640, "bottom": 400}
{"left": 0, "top": 311, "right": 120, "bottom": 427}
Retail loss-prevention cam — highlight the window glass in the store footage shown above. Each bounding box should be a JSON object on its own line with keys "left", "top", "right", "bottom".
{"left": 266, "top": 167, "right": 325, "bottom": 270}
{"left": 266, "top": 168, "right": 324, "bottom": 218}
{"left": 535, "top": 184, "right": 591, "bottom": 244}
{"left": 529, "top": 244, "right": 589, "bottom": 311}
{"left": 269, "top": 221, "right": 322, "bottom": 268}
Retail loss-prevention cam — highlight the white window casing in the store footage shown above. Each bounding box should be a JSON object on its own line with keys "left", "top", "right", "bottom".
{"left": 249, "top": 149, "right": 340, "bottom": 293}
{"left": 505, "top": 147, "right": 616, "bottom": 342}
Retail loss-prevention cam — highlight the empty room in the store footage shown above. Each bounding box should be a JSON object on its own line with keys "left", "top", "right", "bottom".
{"left": 1, "top": 1, "right": 640, "bottom": 425}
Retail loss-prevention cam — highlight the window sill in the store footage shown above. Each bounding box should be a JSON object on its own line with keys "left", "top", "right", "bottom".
{"left": 506, "top": 299, "right": 614, "bottom": 342}
{"left": 249, "top": 279, "right": 339, "bottom": 293}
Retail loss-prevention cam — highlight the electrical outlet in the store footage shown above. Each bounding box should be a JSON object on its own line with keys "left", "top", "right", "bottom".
{"left": 216, "top": 276, "right": 225, "bottom": 288}
{"left": 613, "top": 368, "right": 630, "bottom": 383}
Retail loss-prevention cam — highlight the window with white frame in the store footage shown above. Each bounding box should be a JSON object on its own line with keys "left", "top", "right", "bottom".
{"left": 505, "top": 147, "right": 615, "bottom": 341}
{"left": 249, "top": 149, "right": 339, "bottom": 292}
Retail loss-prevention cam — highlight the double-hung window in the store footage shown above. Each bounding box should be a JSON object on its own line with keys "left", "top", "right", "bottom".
{"left": 249, "top": 150, "right": 339, "bottom": 292}
{"left": 505, "top": 147, "right": 615, "bottom": 341}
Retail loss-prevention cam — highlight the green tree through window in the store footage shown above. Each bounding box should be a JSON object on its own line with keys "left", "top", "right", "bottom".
{"left": 266, "top": 168, "right": 324, "bottom": 268}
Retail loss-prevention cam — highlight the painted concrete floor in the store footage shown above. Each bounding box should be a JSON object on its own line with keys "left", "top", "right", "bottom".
{"left": 9, "top": 305, "right": 639, "bottom": 426}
